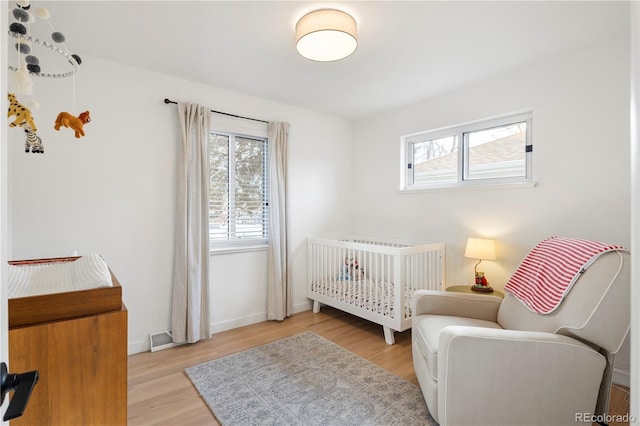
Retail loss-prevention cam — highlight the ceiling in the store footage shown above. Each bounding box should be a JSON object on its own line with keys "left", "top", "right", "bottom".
{"left": 14, "top": 1, "right": 630, "bottom": 120}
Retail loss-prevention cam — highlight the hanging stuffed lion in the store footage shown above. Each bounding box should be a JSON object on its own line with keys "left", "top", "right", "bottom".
{"left": 54, "top": 110, "right": 90, "bottom": 138}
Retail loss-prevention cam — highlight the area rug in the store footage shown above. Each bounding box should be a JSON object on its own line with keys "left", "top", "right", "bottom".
{"left": 185, "top": 332, "right": 436, "bottom": 425}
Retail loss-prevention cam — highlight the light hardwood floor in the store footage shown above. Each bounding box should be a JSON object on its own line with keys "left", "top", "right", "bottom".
{"left": 128, "top": 307, "right": 631, "bottom": 425}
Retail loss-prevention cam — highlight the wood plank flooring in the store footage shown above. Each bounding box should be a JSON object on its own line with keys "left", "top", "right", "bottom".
{"left": 127, "top": 307, "right": 630, "bottom": 425}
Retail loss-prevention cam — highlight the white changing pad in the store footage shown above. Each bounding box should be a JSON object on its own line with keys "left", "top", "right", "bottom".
{"left": 8, "top": 254, "right": 113, "bottom": 298}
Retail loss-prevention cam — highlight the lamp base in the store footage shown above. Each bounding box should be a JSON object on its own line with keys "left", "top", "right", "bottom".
{"left": 471, "top": 285, "right": 494, "bottom": 293}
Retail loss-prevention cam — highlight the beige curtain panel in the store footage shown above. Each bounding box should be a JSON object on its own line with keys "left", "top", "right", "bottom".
{"left": 267, "top": 121, "right": 292, "bottom": 321}
{"left": 172, "top": 102, "right": 212, "bottom": 343}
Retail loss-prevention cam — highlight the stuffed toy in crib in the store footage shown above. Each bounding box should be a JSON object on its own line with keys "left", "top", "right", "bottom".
{"left": 338, "top": 265, "right": 351, "bottom": 281}
{"left": 339, "top": 256, "right": 365, "bottom": 280}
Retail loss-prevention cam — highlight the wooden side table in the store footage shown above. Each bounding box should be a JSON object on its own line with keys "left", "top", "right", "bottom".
{"left": 446, "top": 285, "right": 505, "bottom": 298}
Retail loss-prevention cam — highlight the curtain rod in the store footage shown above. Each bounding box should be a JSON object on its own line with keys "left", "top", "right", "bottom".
{"left": 164, "top": 98, "right": 268, "bottom": 124}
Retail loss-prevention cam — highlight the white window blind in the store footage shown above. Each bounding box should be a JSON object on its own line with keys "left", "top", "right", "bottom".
{"left": 209, "top": 131, "right": 269, "bottom": 248}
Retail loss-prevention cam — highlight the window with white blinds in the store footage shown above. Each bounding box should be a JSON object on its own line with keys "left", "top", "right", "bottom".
{"left": 209, "top": 131, "right": 269, "bottom": 249}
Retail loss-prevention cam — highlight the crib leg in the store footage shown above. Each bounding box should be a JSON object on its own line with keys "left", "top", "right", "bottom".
{"left": 383, "top": 327, "right": 395, "bottom": 345}
{"left": 312, "top": 300, "right": 321, "bottom": 314}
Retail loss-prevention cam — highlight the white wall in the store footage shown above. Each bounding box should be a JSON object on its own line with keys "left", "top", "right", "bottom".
{"left": 352, "top": 36, "right": 631, "bottom": 381}
{"left": 8, "top": 57, "right": 353, "bottom": 354}
{"left": 353, "top": 36, "right": 630, "bottom": 288}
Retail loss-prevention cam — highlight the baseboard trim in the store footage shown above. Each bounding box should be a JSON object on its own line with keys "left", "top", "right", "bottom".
{"left": 210, "top": 312, "right": 267, "bottom": 334}
{"left": 293, "top": 300, "right": 313, "bottom": 314}
{"left": 129, "top": 339, "right": 149, "bottom": 355}
{"left": 613, "top": 367, "right": 630, "bottom": 387}
{"left": 128, "top": 301, "right": 314, "bottom": 355}
{"left": 210, "top": 301, "right": 312, "bottom": 334}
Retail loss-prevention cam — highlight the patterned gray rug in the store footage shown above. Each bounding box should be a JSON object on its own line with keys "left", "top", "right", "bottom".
{"left": 185, "top": 332, "right": 436, "bottom": 425}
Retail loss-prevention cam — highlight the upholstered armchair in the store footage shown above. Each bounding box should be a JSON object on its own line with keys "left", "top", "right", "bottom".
{"left": 412, "top": 244, "right": 630, "bottom": 426}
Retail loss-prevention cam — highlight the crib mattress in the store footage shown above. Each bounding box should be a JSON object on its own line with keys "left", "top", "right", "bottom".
{"left": 311, "top": 279, "right": 413, "bottom": 317}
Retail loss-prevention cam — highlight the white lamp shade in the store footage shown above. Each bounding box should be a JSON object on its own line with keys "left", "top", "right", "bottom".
{"left": 296, "top": 9, "right": 357, "bottom": 62}
{"left": 464, "top": 238, "right": 496, "bottom": 261}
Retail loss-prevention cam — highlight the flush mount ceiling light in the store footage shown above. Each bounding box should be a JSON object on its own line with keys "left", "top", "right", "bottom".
{"left": 295, "top": 9, "right": 357, "bottom": 62}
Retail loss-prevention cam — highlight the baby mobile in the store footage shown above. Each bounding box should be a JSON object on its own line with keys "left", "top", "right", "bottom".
{"left": 7, "top": 0, "right": 91, "bottom": 154}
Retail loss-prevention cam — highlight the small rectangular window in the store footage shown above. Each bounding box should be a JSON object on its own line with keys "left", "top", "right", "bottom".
{"left": 402, "top": 112, "right": 532, "bottom": 190}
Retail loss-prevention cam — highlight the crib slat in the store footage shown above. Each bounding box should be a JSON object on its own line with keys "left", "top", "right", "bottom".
{"left": 375, "top": 252, "right": 379, "bottom": 311}
{"left": 368, "top": 250, "right": 372, "bottom": 312}
{"left": 387, "top": 254, "right": 392, "bottom": 317}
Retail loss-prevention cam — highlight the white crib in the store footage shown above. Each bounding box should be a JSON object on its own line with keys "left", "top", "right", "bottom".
{"left": 307, "top": 236, "right": 445, "bottom": 344}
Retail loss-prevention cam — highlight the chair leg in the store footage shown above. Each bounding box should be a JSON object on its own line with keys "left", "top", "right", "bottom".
{"left": 595, "top": 351, "right": 615, "bottom": 420}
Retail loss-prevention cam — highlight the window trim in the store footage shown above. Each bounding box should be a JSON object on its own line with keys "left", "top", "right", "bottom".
{"left": 400, "top": 111, "right": 533, "bottom": 191}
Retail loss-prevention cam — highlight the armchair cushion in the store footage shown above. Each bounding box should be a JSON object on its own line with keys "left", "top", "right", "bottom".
{"left": 413, "top": 315, "right": 502, "bottom": 382}
{"left": 414, "top": 290, "right": 503, "bottom": 321}
{"left": 438, "top": 326, "right": 606, "bottom": 426}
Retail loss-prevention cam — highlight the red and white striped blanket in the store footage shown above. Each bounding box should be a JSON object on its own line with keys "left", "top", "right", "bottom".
{"left": 504, "top": 236, "right": 626, "bottom": 314}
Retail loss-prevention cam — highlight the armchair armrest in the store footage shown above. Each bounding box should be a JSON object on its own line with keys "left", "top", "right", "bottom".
{"left": 413, "top": 290, "right": 502, "bottom": 322}
{"left": 437, "top": 326, "right": 606, "bottom": 426}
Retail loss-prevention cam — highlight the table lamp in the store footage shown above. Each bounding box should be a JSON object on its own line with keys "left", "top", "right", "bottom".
{"left": 464, "top": 237, "right": 496, "bottom": 293}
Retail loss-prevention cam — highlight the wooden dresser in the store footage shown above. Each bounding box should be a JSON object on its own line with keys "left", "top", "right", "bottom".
{"left": 8, "top": 257, "right": 128, "bottom": 425}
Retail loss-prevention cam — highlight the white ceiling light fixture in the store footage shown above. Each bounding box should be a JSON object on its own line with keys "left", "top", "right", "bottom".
{"left": 295, "top": 9, "right": 358, "bottom": 62}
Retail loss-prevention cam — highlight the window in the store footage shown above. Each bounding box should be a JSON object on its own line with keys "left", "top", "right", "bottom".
{"left": 209, "top": 131, "right": 269, "bottom": 249}
{"left": 402, "top": 112, "right": 532, "bottom": 190}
